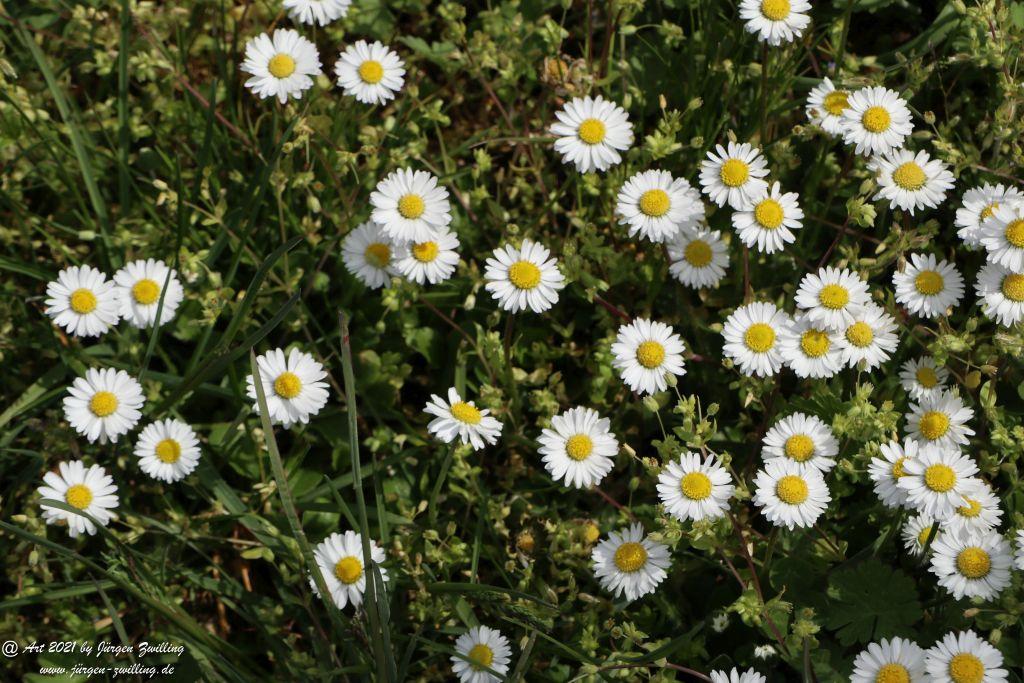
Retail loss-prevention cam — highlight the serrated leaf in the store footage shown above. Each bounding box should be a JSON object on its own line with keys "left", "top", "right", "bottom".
{"left": 824, "top": 559, "right": 922, "bottom": 646}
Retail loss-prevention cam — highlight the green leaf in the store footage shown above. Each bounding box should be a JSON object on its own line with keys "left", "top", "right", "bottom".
{"left": 824, "top": 559, "right": 922, "bottom": 646}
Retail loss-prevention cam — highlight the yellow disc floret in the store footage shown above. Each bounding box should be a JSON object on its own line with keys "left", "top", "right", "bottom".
{"left": 956, "top": 547, "right": 991, "bottom": 579}
{"left": 565, "top": 434, "right": 594, "bottom": 461}
{"left": 760, "top": 0, "right": 791, "bottom": 21}
{"left": 719, "top": 159, "right": 750, "bottom": 188}
{"left": 683, "top": 240, "right": 713, "bottom": 267}
{"left": 69, "top": 288, "right": 98, "bottom": 314}
{"left": 845, "top": 321, "right": 874, "bottom": 348}
{"left": 638, "top": 189, "right": 671, "bottom": 217}
{"left": 268, "top": 53, "right": 296, "bottom": 79}
{"left": 914, "top": 270, "right": 944, "bottom": 295}
{"left": 919, "top": 411, "right": 951, "bottom": 441}
{"left": 155, "top": 438, "right": 182, "bottom": 464}
{"left": 508, "top": 261, "right": 542, "bottom": 290}
{"left": 776, "top": 475, "right": 809, "bottom": 505}
{"left": 358, "top": 60, "right": 384, "bottom": 84}
{"left": 680, "top": 472, "right": 713, "bottom": 500}
{"left": 467, "top": 643, "right": 494, "bottom": 670}
{"left": 862, "top": 106, "right": 892, "bottom": 133}
{"left": 613, "top": 541, "right": 648, "bottom": 572}
{"left": 891, "top": 457, "right": 906, "bottom": 479}
{"left": 365, "top": 242, "right": 392, "bottom": 268}
{"left": 89, "top": 391, "right": 119, "bottom": 418}
{"left": 916, "top": 367, "right": 939, "bottom": 388}
{"left": 132, "top": 279, "right": 161, "bottom": 305}
{"left": 754, "top": 199, "right": 785, "bottom": 229}
{"left": 274, "top": 371, "right": 303, "bottom": 399}
{"left": 822, "top": 90, "right": 849, "bottom": 116}
{"left": 635, "top": 341, "right": 666, "bottom": 369}
{"left": 818, "top": 284, "right": 850, "bottom": 309}
{"left": 412, "top": 242, "right": 439, "bottom": 263}
{"left": 874, "top": 663, "right": 910, "bottom": 683}
{"left": 744, "top": 323, "right": 776, "bottom": 353}
{"left": 957, "top": 497, "right": 982, "bottom": 518}
{"left": 784, "top": 434, "right": 816, "bottom": 462}
{"left": 1005, "top": 219, "right": 1024, "bottom": 248}
{"left": 65, "top": 483, "right": 93, "bottom": 510}
{"left": 800, "top": 329, "right": 831, "bottom": 358}
{"left": 948, "top": 652, "right": 985, "bottom": 683}
{"left": 397, "top": 194, "right": 426, "bottom": 220}
{"left": 577, "top": 118, "right": 606, "bottom": 145}
{"left": 450, "top": 401, "right": 482, "bottom": 425}
{"left": 1001, "top": 274, "right": 1024, "bottom": 302}
{"left": 334, "top": 556, "right": 362, "bottom": 584}
{"left": 892, "top": 162, "right": 927, "bottom": 191}
{"left": 924, "top": 463, "right": 956, "bottom": 492}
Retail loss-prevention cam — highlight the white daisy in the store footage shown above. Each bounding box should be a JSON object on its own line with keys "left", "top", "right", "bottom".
{"left": 870, "top": 148, "right": 955, "bottom": 215}
{"left": 63, "top": 368, "right": 145, "bottom": 444}
{"left": 341, "top": 221, "right": 399, "bottom": 289}
{"left": 424, "top": 387, "right": 503, "bottom": 451}
{"left": 591, "top": 523, "right": 671, "bottom": 601}
{"left": 956, "top": 184, "right": 1023, "bottom": 248}
{"left": 246, "top": 347, "right": 330, "bottom": 429}
{"left": 615, "top": 169, "right": 703, "bottom": 243}
{"left": 709, "top": 668, "right": 766, "bottom": 683}
{"left": 941, "top": 479, "right": 1003, "bottom": 537}
{"left": 334, "top": 40, "right": 405, "bottom": 105}
{"left": 113, "top": 258, "right": 185, "bottom": 328}
{"left": 975, "top": 262, "right": 1024, "bottom": 328}
{"left": 666, "top": 227, "right": 729, "bottom": 289}
{"left": 369, "top": 168, "right": 452, "bottom": 244}
{"left": 394, "top": 228, "right": 460, "bottom": 285}
{"left": 309, "top": 530, "right": 388, "bottom": 609}
{"left": 537, "top": 406, "right": 619, "bottom": 489}
{"left": 1015, "top": 530, "right": 1024, "bottom": 571}
{"left": 903, "top": 513, "right": 941, "bottom": 556}
{"left": 451, "top": 626, "right": 512, "bottom": 683}
{"left": 721, "top": 302, "right": 790, "bottom": 378}
{"left": 730, "top": 182, "right": 804, "bottom": 254}
{"left": 240, "top": 29, "right": 321, "bottom": 104}
{"left": 44, "top": 265, "right": 121, "bottom": 338}
{"left": 738, "top": 0, "right": 811, "bottom": 46}
{"left": 794, "top": 266, "right": 871, "bottom": 330}
{"left": 778, "top": 313, "right": 844, "bottom": 379}
{"left": 761, "top": 412, "right": 838, "bottom": 474}
{"left": 656, "top": 452, "right": 735, "bottom": 523}
{"left": 930, "top": 530, "right": 1012, "bottom": 601}
{"left": 905, "top": 391, "right": 975, "bottom": 451}
{"left": 924, "top": 630, "right": 1008, "bottom": 683}
{"left": 868, "top": 438, "right": 922, "bottom": 509}
{"left": 850, "top": 637, "right": 926, "bottom": 683}
{"left": 284, "top": 0, "right": 350, "bottom": 26}
{"left": 980, "top": 202, "right": 1024, "bottom": 271}
{"left": 898, "top": 446, "right": 979, "bottom": 518}
{"left": 753, "top": 459, "right": 830, "bottom": 530}
{"left": 484, "top": 240, "right": 565, "bottom": 314}
{"left": 38, "top": 460, "right": 118, "bottom": 538}
{"left": 893, "top": 253, "right": 965, "bottom": 319}
{"left": 610, "top": 318, "right": 687, "bottom": 395}
{"left": 805, "top": 77, "right": 851, "bottom": 137}
{"left": 836, "top": 303, "right": 899, "bottom": 370}
{"left": 698, "top": 141, "right": 770, "bottom": 210}
{"left": 840, "top": 86, "right": 914, "bottom": 156}
{"left": 134, "top": 418, "right": 201, "bottom": 483}
{"left": 899, "top": 357, "right": 950, "bottom": 401}
{"left": 549, "top": 95, "right": 634, "bottom": 174}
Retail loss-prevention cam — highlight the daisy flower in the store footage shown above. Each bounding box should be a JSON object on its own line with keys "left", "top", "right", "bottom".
{"left": 905, "top": 391, "right": 975, "bottom": 451}
{"left": 903, "top": 513, "right": 941, "bottom": 556}
{"left": 899, "top": 357, "right": 950, "bottom": 401}
{"left": 709, "top": 669, "right": 766, "bottom": 683}
{"left": 537, "top": 406, "right": 619, "bottom": 489}
{"left": 484, "top": 240, "right": 565, "bottom": 314}
{"left": 370, "top": 168, "right": 452, "bottom": 244}
{"left": 424, "top": 388, "right": 503, "bottom": 451}
{"left": 341, "top": 221, "right": 399, "bottom": 289}
{"left": 666, "top": 227, "right": 729, "bottom": 289}
{"left": 753, "top": 459, "right": 830, "bottom": 530}
{"left": 656, "top": 452, "right": 735, "bottom": 523}
{"left": 805, "top": 77, "right": 851, "bottom": 137}
{"left": 930, "top": 530, "right": 1012, "bottom": 601}
{"left": 738, "top": 0, "right": 811, "bottom": 46}
{"left": 591, "top": 523, "right": 671, "bottom": 601}
{"left": 334, "top": 40, "right": 405, "bottom": 105}
{"left": 246, "top": 347, "right": 330, "bottom": 429}
{"left": 241, "top": 29, "right": 321, "bottom": 104}
{"left": 778, "top": 313, "right": 844, "bottom": 379}
{"left": 44, "top": 265, "right": 121, "bottom": 338}
{"left": 840, "top": 86, "right": 914, "bottom": 156}
{"left": 924, "top": 630, "right": 1008, "bottom": 683}
{"left": 794, "top": 266, "right": 871, "bottom": 330}
{"left": 615, "top": 170, "right": 703, "bottom": 243}
{"left": 761, "top": 412, "right": 838, "bottom": 474}
{"left": 610, "top": 318, "right": 686, "bottom": 395}
{"left": 837, "top": 303, "right": 899, "bottom": 370}
{"left": 134, "top": 418, "right": 201, "bottom": 483}
{"left": 394, "top": 228, "right": 460, "bottom": 285}
{"left": 284, "top": 0, "right": 350, "bottom": 26}
{"left": 941, "top": 480, "right": 1003, "bottom": 537}
{"left": 898, "top": 446, "right": 979, "bottom": 518}
{"left": 893, "top": 253, "right": 965, "bottom": 319}
{"left": 975, "top": 262, "right": 1024, "bottom": 327}
{"left": 870, "top": 149, "right": 955, "bottom": 215}
{"left": 309, "top": 530, "right": 388, "bottom": 609}
{"left": 63, "top": 368, "right": 144, "bottom": 444}
{"left": 549, "top": 95, "right": 634, "bottom": 174}
{"left": 868, "top": 438, "right": 922, "bottom": 509}
{"left": 721, "top": 302, "right": 790, "bottom": 377}
{"left": 38, "top": 460, "right": 118, "bottom": 538}
{"left": 979, "top": 202, "right": 1024, "bottom": 271}
{"left": 956, "top": 184, "right": 1023, "bottom": 248}
{"left": 113, "top": 258, "right": 185, "bottom": 328}
{"left": 451, "top": 626, "right": 512, "bottom": 683}
{"left": 850, "top": 637, "right": 926, "bottom": 683}
{"left": 730, "top": 182, "right": 804, "bottom": 254}
{"left": 1015, "top": 530, "right": 1024, "bottom": 570}
{"left": 699, "top": 141, "right": 770, "bottom": 210}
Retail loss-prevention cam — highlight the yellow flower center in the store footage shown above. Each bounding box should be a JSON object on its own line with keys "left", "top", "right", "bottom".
{"left": 719, "top": 159, "right": 750, "bottom": 188}
{"left": 956, "top": 547, "right": 991, "bottom": 580}
{"left": 914, "top": 270, "right": 944, "bottom": 296}
{"left": 957, "top": 497, "right": 982, "bottom": 518}
{"left": 1001, "top": 274, "right": 1024, "bottom": 302}
{"left": 760, "top": 0, "right": 790, "bottom": 20}
{"left": 875, "top": 664, "right": 910, "bottom": 683}
{"left": 744, "top": 323, "right": 776, "bottom": 353}
{"left": 635, "top": 340, "right": 666, "bottom": 369}
{"left": 467, "top": 644, "right": 494, "bottom": 670}
{"left": 613, "top": 541, "right": 648, "bottom": 572}
{"left": 892, "top": 162, "right": 927, "bottom": 191}
{"left": 364, "top": 242, "right": 392, "bottom": 268}
{"left": 861, "top": 106, "right": 892, "bottom": 133}
{"left": 132, "top": 278, "right": 161, "bottom": 305}
{"left": 89, "top": 391, "right": 119, "bottom": 417}
{"left": 980, "top": 203, "right": 999, "bottom": 220}
{"left": 923, "top": 462, "right": 956, "bottom": 492}
{"left": 754, "top": 199, "right": 785, "bottom": 229}
{"left": 577, "top": 118, "right": 606, "bottom": 145}
{"left": 1005, "top": 219, "right": 1024, "bottom": 248}
{"left": 397, "top": 194, "right": 426, "bottom": 220}
{"left": 917, "top": 526, "right": 935, "bottom": 547}
{"left": 450, "top": 401, "right": 482, "bottom": 425}
{"left": 334, "top": 556, "right": 362, "bottom": 584}
{"left": 919, "top": 411, "right": 951, "bottom": 441}
{"left": 268, "top": 53, "right": 296, "bottom": 79}
{"left": 822, "top": 90, "right": 849, "bottom": 116}
{"left": 818, "top": 284, "right": 850, "bottom": 310}
{"left": 916, "top": 367, "right": 939, "bottom": 388}
{"left": 891, "top": 456, "right": 907, "bottom": 479}
{"left": 680, "top": 471, "right": 713, "bottom": 500}
{"left": 358, "top": 60, "right": 384, "bottom": 84}
{"left": 565, "top": 434, "right": 594, "bottom": 461}
{"left": 412, "top": 241, "right": 439, "bottom": 263}
{"left": 507, "top": 261, "right": 542, "bottom": 290}
{"left": 776, "top": 475, "right": 809, "bottom": 505}
{"left": 784, "top": 434, "right": 816, "bottom": 462}
{"left": 273, "top": 371, "right": 303, "bottom": 399}
{"left": 638, "top": 189, "right": 671, "bottom": 217}
{"left": 845, "top": 321, "right": 874, "bottom": 348}
{"left": 800, "top": 329, "right": 831, "bottom": 358}
{"left": 155, "top": 438, "right": 182, "bottom": 464}
{"left": 69, "top": 288, "right": 98, "bottom": 314}
{"left": 65, "top": 483, "right": 93, "bottom": 510}
{"left": 948, "top": 652, "right": 985, "bottom": 683}
{"left": 683, "top": 240, "right": 713, "bottom": 267}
